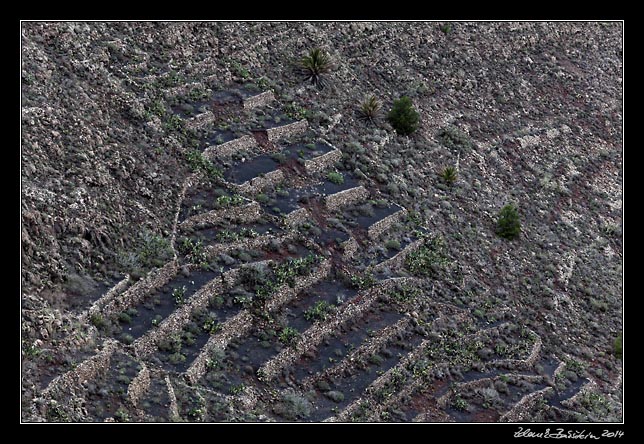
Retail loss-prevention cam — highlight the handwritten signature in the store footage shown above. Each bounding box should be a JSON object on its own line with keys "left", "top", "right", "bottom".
{"left": 515, "top": 427, "right": 624, "bottom": 439}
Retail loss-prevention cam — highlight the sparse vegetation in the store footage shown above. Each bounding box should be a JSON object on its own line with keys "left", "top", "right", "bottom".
{"left": 387, "top": 96, "right": 419, "bottom": 136}
{"left": 384, "top": 239, "right": 401, "bottom": 250}
{"left": 496, "top": 204, "right": 521, "bottom": 240}
{"left": 304, "top": 300, "right": 333, "bottom": 322}
{"left": 284, "top": 102, "right": 308, "bottom": 120}
{"left": 216, "top": 194, "right": 245, "bottom": 208}
{"left": 405, "top": 235, "right": 449, "bottom": 277}
{"left": 298, "top": 48, "right": 333, "bottom": 90}
{"left": 274, "top": 391, "right": 312, "bottom": 420}
{"left": 179, "top": 237, "right": 208, "bottom": 266}
{"left": 173, "top": 286, "right": 187, "bottom": 305}
{"left": 185, "top": 149, "right": 223, "bottom": 181}
{"left": 452, "top": 395, "right": 468, "bottom": 411}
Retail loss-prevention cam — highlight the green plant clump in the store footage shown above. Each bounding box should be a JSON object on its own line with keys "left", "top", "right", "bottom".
{"left": 326, "top": 171, "right": 344, "bottom": 185}
{"left": 438, "top": 126, "right": 473, "bottom": 152}
{"left": 496, "top": 204, "right": 521, "bottom": 240}
{"left": 358, "top": 95, "right": 382, "bottom": 121}
{"left": 304, "top": 300, "right": 333, "bottom": 322}
{"left": 298, "top": 48, "right": 333, "bottom": 90}
{"left": 279, "top": 326, "right": 300, "bottom": 345}
{"left": 387, "top": 96, "right": 420, "bottom": 136}
{"left": 185, "top": 149, "right": 223, "bottom": 181}
{"left": 614, "top": 334, "right": 622, "bottom": 359}
{"left": 405, "top": 235, "right": 449, "bottom": 277}
{"left": 440, "top": 166, "right": 458, "bottom": 185}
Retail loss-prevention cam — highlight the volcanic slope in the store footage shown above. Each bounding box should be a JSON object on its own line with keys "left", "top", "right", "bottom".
{"left": 21, "top": 21, "right": 622, "bottom": 422}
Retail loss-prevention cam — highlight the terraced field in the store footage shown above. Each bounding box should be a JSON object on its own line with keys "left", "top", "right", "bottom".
{"left": 21, "top": 22, "right": 622, "bottom": 423}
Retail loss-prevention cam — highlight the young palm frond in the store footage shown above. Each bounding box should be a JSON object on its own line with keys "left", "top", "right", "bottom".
{"left": 299, "top": 48, "right": 333, "bottom": 90}
{"left": 358, "top": 95, "right": 382, "bottom": 121}
{"left": 440, "top": 166, "right": 458, "bottom": 185}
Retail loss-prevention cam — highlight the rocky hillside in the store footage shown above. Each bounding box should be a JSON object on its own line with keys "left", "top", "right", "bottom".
{"left": 21, "top": 21, "right": 622, "bottom": 422}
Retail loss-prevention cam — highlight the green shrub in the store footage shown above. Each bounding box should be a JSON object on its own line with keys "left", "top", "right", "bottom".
{"left": 496, "top": 204, "right": 521, "bottom": 240}
{"left": 326, "top": 171, "right": 344, "bottom": 185}
{"left": 90, "top": 313, "right": 106, "bottom": 329}
{"left": 298, "top": 48, "right": 333, "bottom": 90}
{"left": 614, "top": 334, "right": 622, "bottom": 359}
{"left": 439, "top": 23, "right": 452, "bottom": 34}
{"left": 274, "top": 391, "right": 312, "bottom": 420}
{"left": 304, "top": 300, "right": 333, "bottom": 322}
{"left": 438, "top": 126, "right": 473, "bottom": 152}
{"left": 358, "top": 95, "right": 382, "bottom": 121}
{"left": 384, "top": 239, "right": 401, "bottom": 250}
{"left": 279, "top": 326, "right": 300, "bottom": 345}
{"left": 440, "top": 166, "right": 458, "bottom": 185}
{"left": 387, "top": 96, "right": 419, "bottom": 136}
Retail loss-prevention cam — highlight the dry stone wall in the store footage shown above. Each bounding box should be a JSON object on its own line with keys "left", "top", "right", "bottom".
{"left": 325, "top": 186, "right": 370, "bottom": 212}
{"left": 266, "top": 119, "right": 308, "bottom": 142}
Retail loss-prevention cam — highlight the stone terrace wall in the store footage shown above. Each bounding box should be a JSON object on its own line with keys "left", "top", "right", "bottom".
{"left": 236, "top": 169, "right": 285, "bottom": 195}
{"left": 368, "top": 208, "right": 407, "bottom": 240}
{"left": 133, "top": 267, "right": 243, "bottom": 358}
{"left": 341, "top": 237, "right": 359, "bottom": 261}
{"left": 373, "top": 238, "right": 423, "bottom": 272}
{"left": 100, "top": 260, "right": 179, "bottom": 319}
{"left": 203, "top": 135, "right": 256, "bottom": 160}
{"left": 304, "top": 148, "right": 342, "bottom": 175}
{"left": 284, "top": 207, "right": 311, "bottom": 228}
{"left": 242, "top": 91, "right": 275, "bottom": 109}
{"left": 185, "top": 310, "right": 254, "bottom": 384}
{"left": 42, "top": 339, "right": 119, "bottom": 397}
{"left": 499, "top": 386, "right": 554, "bottom": 422}
{"left": 127, "top": 364, "right": 151, "bottom": 408}
{"left": 325, "top": 186, "right": 370, "bottom": 212}
{"left": 266, "top": 119, "right": 308, "bottom": 142}
{"left": 258, "top": 277, "right": 415, "bottom": 382}
{"left": 83, "top": 275, "right": 131, "bottom": 323}
{"left": 178, "top": 200, "right": 262, "bottom": 231}
{"left": 186, "top": 111, "right": 214, "bottom": 129}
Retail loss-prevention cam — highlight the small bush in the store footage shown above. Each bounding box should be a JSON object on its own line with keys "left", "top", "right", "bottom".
{"left": 255, "top": 193, "right": 269, "bottom": 204}
{"left": 384, "top": 239, "right": 401, "bottom": 250}
{"left": 279, "top": 327, "right": 300, "bottom": 345}
{"left": 387, "top": 96, "right": 419, "bottom": 136}
{"left": 298, "top": 48, "right": 333, "bottom": 90}
{"left": 274, "top": 390, "right": 312, "bottom": 420}
{"left": 614, "top": 334, "right": 622, "bottom": 359}
{"left": 358, "top": 95, "right": 382, "bottom": 121}
{"left": 439, "top": 23, "right": 452, "bottom": 34}
{"left": 440, "top": 166, "right": 458, "bottom": 185}
{"left": 496, "top": 204, "right": 521, "bottom": 240}
{"left": 326, "top": 171, "right": 344, "bottom": 185}
{"left": 438, "top": 126, "right": 473, "bottom": 152}
{"left": 90, "top": 313, "right": 106, "bottom": 329}
{"left": 304, "top": 300, "right": 333, "bottom": 322}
